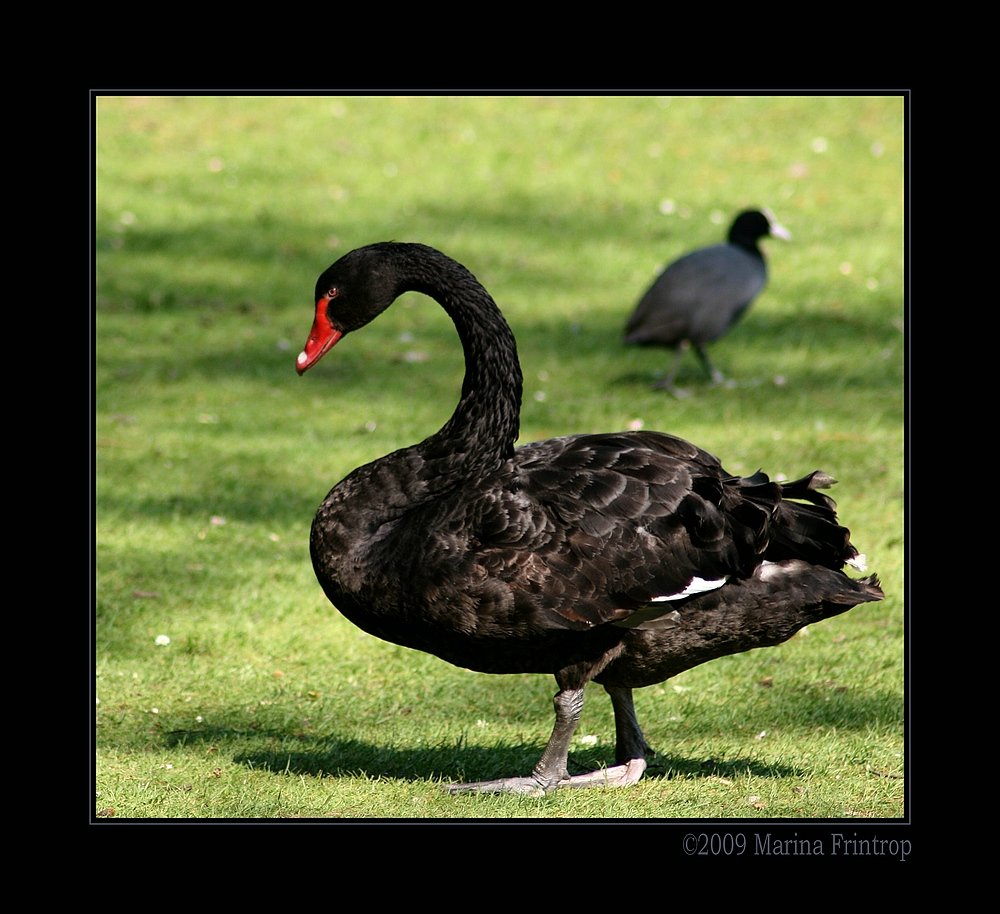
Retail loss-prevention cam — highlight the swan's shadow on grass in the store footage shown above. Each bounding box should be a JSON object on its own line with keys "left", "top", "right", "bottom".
{"left": 163, "top": 727, "right": 800, "bottom": 783}
{"left": 239, "top": 740, "right": 802, "bottom": 784}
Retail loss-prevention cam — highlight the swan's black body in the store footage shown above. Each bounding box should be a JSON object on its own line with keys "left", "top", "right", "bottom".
{"left": 626, "top": 209, "right": 790, "bottom": 394}
{"left": 297, "top": 242, "right": 882, "bottom": 794}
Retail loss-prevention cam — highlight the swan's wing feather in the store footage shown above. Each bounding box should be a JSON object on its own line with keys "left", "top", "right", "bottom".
{"left": 462, "top": 432, "right": 775, "bottom": 629}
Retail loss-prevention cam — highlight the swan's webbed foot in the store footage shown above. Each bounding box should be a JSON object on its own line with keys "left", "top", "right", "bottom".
{"left": 559, "top": 757, "right": 648, "bottom": 789}
{"left": 446, "top": 774, "right": 554, "bottom": 797}
{"left": 446, "top": 758, "right": 648, "bottom": 796}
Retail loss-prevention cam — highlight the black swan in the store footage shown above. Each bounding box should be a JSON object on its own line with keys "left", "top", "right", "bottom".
{"left": 625, "top": 209, "right": 791, "bottom": 395}
{"left": 295, "top": 241, "right": 882, "bottom": 795}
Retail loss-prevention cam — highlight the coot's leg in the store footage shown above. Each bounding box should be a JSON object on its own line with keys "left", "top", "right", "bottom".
{"left": 652, "top": 344, "right": 691, "bottom": 397}
{"left": 694, "top": 344, "right": 726, "bottom": 385}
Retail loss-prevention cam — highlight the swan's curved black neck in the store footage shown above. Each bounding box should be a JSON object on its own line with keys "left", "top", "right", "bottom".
{"left": 394, "top": 244, "right": 523, "bottom": 475}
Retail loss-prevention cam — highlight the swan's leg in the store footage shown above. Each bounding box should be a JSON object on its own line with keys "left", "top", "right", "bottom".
{"left": 447, "top": 686, "right": 650, "bottom": 795}
{"left": 549, "top": 685, "right": 651, "bottom": 789}
{"left": 607, "top": 685, "right": 653, "bottom": 763}
{"left": 447, "top": 687, "right": 585, "bottom": 796}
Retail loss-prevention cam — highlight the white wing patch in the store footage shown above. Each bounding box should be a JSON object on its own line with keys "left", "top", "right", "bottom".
{"left": 651, "top": 576, "right": 728, "bottom": 602}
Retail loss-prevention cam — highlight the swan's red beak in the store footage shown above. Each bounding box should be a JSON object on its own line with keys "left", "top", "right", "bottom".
{"left": 296, "top": 295, "right": 343, "bottom": 375}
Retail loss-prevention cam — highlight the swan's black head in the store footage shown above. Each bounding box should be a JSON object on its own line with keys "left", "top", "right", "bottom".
{"left": 296, "top": 243, "right": 410, "bottom": 375}
{"left": 728, "top": 209, "right": 791, "bottom": 248}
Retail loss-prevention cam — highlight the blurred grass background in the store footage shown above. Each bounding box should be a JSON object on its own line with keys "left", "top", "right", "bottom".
{"left": 95, "top": 94, "right": 904, "bottom": 820}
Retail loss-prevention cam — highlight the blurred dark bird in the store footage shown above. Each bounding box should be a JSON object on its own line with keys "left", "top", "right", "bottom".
{"left": 625, "top": 209, "right": 790, "bottom": 395}
{"left": 295, "top": 241, "right": 881, "bottom": 795}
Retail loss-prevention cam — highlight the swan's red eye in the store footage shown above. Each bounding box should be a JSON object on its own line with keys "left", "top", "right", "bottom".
{"left": 327, "top": 287, "right": 339, "bottom": 300}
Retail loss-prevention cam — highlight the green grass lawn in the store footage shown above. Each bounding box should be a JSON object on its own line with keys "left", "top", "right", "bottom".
{"left": 94, "top": 94, "right": 905, "bottom": 822}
